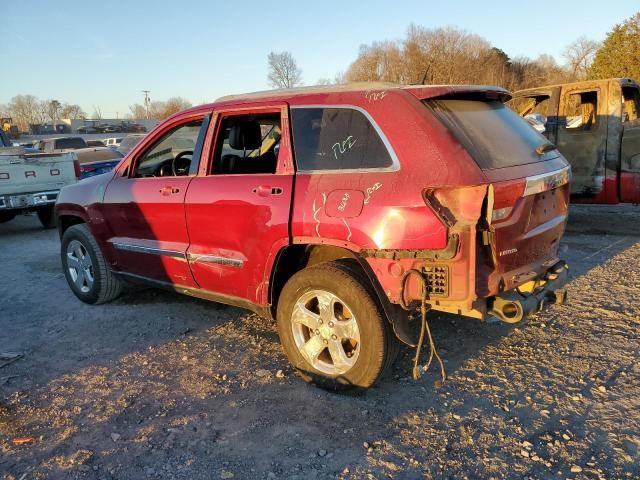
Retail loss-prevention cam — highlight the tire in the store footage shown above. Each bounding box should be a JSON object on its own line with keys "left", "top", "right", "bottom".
{"left": 61, "top": 223, "right": 123, "bottom": 304}
{"left": 37, "top": 205, "right": 56, "bottom": 229}
{"left": 276, "top": 261, "right": 398, "bottom": 390}
{"left": 0, "top": 212, "right": 16, "bottom": 223}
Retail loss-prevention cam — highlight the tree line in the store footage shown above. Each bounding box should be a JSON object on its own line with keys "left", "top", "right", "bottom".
{"left": 3, "top": 12, "right": 637, "bottom": 133}
{"left": 0, "top": 95, "right": 193, "bottom": 133}
{"left": 0, "top": 96, "right": 86, "bottom": 133}
{"left": 267, "top": 12, "right": 639, "bottom": 90}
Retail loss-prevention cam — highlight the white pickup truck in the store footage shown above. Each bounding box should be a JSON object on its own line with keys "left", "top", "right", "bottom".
{"left": 0, "top": 130, "right": 79, "bottom": 228}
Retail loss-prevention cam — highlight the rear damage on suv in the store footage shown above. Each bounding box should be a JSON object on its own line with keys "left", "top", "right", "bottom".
{"left": 361, "top": 89, "right": 570, "bottom": 328}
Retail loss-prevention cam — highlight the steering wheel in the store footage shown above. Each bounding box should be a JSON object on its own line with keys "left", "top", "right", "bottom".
{"left": 172, "top": 150, "right": 194, "bottom": 176}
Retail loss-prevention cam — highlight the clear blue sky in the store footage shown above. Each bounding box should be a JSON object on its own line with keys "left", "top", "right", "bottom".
{"left": 1, "top": 0, "right": 638, "bottom": 118}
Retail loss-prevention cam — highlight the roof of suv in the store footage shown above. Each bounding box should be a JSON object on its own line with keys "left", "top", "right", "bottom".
{"left": 165, "top": 83, "right": 511, "bottom": 126}
{"left": 215, "top": 83, "right": 510, "bottom": 104}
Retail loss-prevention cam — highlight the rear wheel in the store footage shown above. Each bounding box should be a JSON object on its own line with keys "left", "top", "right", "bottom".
{"left": 37, "top": 205, "right": 56, "bottom": 229}
{"left": 277, "top": 261, "right": 397, "bottom": 390}
{"left": 61, "top": 224, "right": 123, "bottom": 304}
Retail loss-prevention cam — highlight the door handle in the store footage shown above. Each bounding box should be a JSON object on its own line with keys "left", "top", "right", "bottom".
{"left": 252, "top": 185, "right": 283, "bottom": 196}
{"left": 159, "top": 186, "right": 180, "bottom": 196}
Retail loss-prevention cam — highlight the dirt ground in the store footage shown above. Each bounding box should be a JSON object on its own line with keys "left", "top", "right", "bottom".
{"left": 1, "top": 205, "right": 639, "bottom": 480}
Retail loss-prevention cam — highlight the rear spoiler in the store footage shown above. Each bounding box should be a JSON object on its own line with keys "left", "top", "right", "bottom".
{"left": 406, "top": 85, "right": 511, "bottom": 103}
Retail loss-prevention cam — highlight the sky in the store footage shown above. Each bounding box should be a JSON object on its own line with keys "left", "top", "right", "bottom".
{"left": 1, "top": 0, "right": 638, "bottom": 118}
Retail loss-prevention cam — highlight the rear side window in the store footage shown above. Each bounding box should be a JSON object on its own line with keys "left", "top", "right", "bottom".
{"left": 564, "top": 91, "right": 598, "bottom": 130}
{"left": 426, "top": 99, "right": 554, "bottom": 170}
{"left": 291, "top": 107, "right": 393, "bottom": 171}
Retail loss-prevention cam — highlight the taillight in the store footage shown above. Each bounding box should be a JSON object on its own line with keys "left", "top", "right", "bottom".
{"left": 491, "top": 178, "right": 525, "bottom": 222}
{"left": 490, "top": 166, "right": 571, "bottom": 223}
{"left": 73, "top": 159, "right": 81, "bottom": 178}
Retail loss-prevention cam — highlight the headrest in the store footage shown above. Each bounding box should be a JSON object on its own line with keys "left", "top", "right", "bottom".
{"left": 228, "top": 120, "right": 262, "bottom": 150}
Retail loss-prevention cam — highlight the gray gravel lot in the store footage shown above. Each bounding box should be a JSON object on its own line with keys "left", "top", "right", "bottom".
{"left": 1, "top": 205, "right": 639, "bottom": 479}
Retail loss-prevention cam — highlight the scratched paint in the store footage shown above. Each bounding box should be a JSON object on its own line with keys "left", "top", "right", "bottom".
{"left": 341, "top": 217, "right": 353, "bottom": 241}
{"left": 364, "top": 182, "right": 382, "bottom": 204}
{"left": 332, "top": 136, "right": 357, "bottom": 160}
{"left": 312, "top": 193, "right": 327, "bottom": 237}
{"left": 364, "top": 90, "right": 387, "bottom": 103}
{"left": 337, "top": 192, "right": 350, "bottom": 212}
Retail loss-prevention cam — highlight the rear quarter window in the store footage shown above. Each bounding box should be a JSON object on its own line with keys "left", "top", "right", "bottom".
{"left": 291, "top": 107, "right": 394, "bottom": 171}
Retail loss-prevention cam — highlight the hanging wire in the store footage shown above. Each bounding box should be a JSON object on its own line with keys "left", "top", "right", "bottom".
{"left": 398, "top": 269, "right": 446, "bottom": 382}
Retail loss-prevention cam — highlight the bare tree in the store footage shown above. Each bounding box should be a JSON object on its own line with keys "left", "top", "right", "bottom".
{"left": 267, "top": 51, "right": 302, "bottom": 89}
{"left": 344, "top": 23, "right": 578, "bottom": 91}
{"left": 7, "top": 95, "right": 42, "bottom": 131}
{"left": 92, "top": 105, "right": 103, "bottom": 120}
{"left": 562, "top": 36, "right": 600, "bottom": 80}
{"left": 45, "top": 100, "right": 62, "bottom": 125}
{"left": 60, "top": 103, "right": 86, "bottom": 119}
{"left": 127, "top": 97, "right": 192, "bottom": 120}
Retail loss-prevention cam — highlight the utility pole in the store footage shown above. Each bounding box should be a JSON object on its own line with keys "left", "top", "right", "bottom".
{"left": 142, "top": 90, "right": 151, "bottom": 119}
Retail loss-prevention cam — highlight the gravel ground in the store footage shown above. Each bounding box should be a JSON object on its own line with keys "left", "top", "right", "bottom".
{"left": 1, "top": 205, "right": 639, "bottom": 480}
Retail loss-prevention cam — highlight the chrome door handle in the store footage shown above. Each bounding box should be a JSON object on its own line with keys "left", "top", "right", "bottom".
{"left": 252, "top": 185, "right": 283, "bottom": 196}
{"left": 160, "top": 186, "right": 180, "bottom": 195}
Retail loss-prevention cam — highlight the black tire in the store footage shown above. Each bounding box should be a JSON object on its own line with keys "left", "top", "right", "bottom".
{"left": 61, "top": 223, "right": 123, "bottom": 304}
{"left": 0, "top": 211, "right": 16, "bottom": 223}
{"left": 276, "top": 261, "right": 398, "bottom": 390}
{"left": 37, "top": 205, "right": 56, "bottom": 229}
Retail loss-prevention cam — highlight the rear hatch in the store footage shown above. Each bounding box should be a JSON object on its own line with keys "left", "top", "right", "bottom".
{"left": 425, "top": 97, "right": 570, "bottom": 292}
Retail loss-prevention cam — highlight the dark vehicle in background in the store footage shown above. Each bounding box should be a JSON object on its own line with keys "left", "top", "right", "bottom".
{"left": 510, "top": 77, "right": 640, "bottom": 204}
{"left": 77, "top": 126, "right": 98, "bottom": 134}
{"left": 34, "top": 136, "right": 122, "bottom": 166}
{"left": 55, "top": 84, "right": 570, "bottom": 389}
{"left": 121, "top": 122, "right": 146, "bottom": 133}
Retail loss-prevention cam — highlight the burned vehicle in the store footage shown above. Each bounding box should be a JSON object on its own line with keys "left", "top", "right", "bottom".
{"left": 510, "top": 78, "right": 640, "bottom": 203}
{"left": 55, "top": 84, "right": 570, "bottom": 389}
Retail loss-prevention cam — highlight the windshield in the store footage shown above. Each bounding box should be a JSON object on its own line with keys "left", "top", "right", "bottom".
{"left": 425, "top": 99, "right": 557, "bottom": 170}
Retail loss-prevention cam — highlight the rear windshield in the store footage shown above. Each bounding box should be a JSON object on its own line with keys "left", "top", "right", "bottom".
{"left": 56, "top": 138, "right": 87, "bottom": 149}
{"left": 425, "top": 99, "right": 556, "bottom": 170}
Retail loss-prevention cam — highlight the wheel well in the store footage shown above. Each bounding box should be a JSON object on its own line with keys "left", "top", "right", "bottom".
{"left": 57, "top": 214, "right": 85, "bottom": 238}
{"left": 269, "top": 245, "right": 360, "bottom": 310}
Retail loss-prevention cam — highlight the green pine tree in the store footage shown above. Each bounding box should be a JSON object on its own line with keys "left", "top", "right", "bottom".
{"left": 588, "top": 12, "right": 640, "bottom": 80}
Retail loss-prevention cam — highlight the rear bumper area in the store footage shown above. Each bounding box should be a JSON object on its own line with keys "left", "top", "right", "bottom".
{"left": 0, "top": 190, "right": 59, "bottom": 211}
{"left": 488, "top": 261, "right": 569, "bottom": 323}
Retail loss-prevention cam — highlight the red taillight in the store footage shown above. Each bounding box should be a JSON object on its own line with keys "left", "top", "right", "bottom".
{"left": 491, "top": 178, "right": 525, "bottom": 222}
{"left": 73, "top": 159, "right": 81, "bottom": 178}
{"left": 490, "top": 166, "right": 571, "bottom": 223}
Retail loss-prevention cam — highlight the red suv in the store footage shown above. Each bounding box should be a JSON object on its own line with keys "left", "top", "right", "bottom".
{"left": 56, "top": 84, "right": 570, "bottom": 389}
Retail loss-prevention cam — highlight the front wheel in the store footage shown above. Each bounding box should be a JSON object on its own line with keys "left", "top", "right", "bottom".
{"left": 61, "top": 224, "right": 123, "bottom": 304}
{"left": 277, "top": 261, "right": 397, "bottom": 390}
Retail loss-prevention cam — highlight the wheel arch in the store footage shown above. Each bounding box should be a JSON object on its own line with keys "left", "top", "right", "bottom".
{"left": 268, "top": 242, "right": 410, "bottom": 336}
{"left": 57, "top": 213, "right": 87, "bottom": 239}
